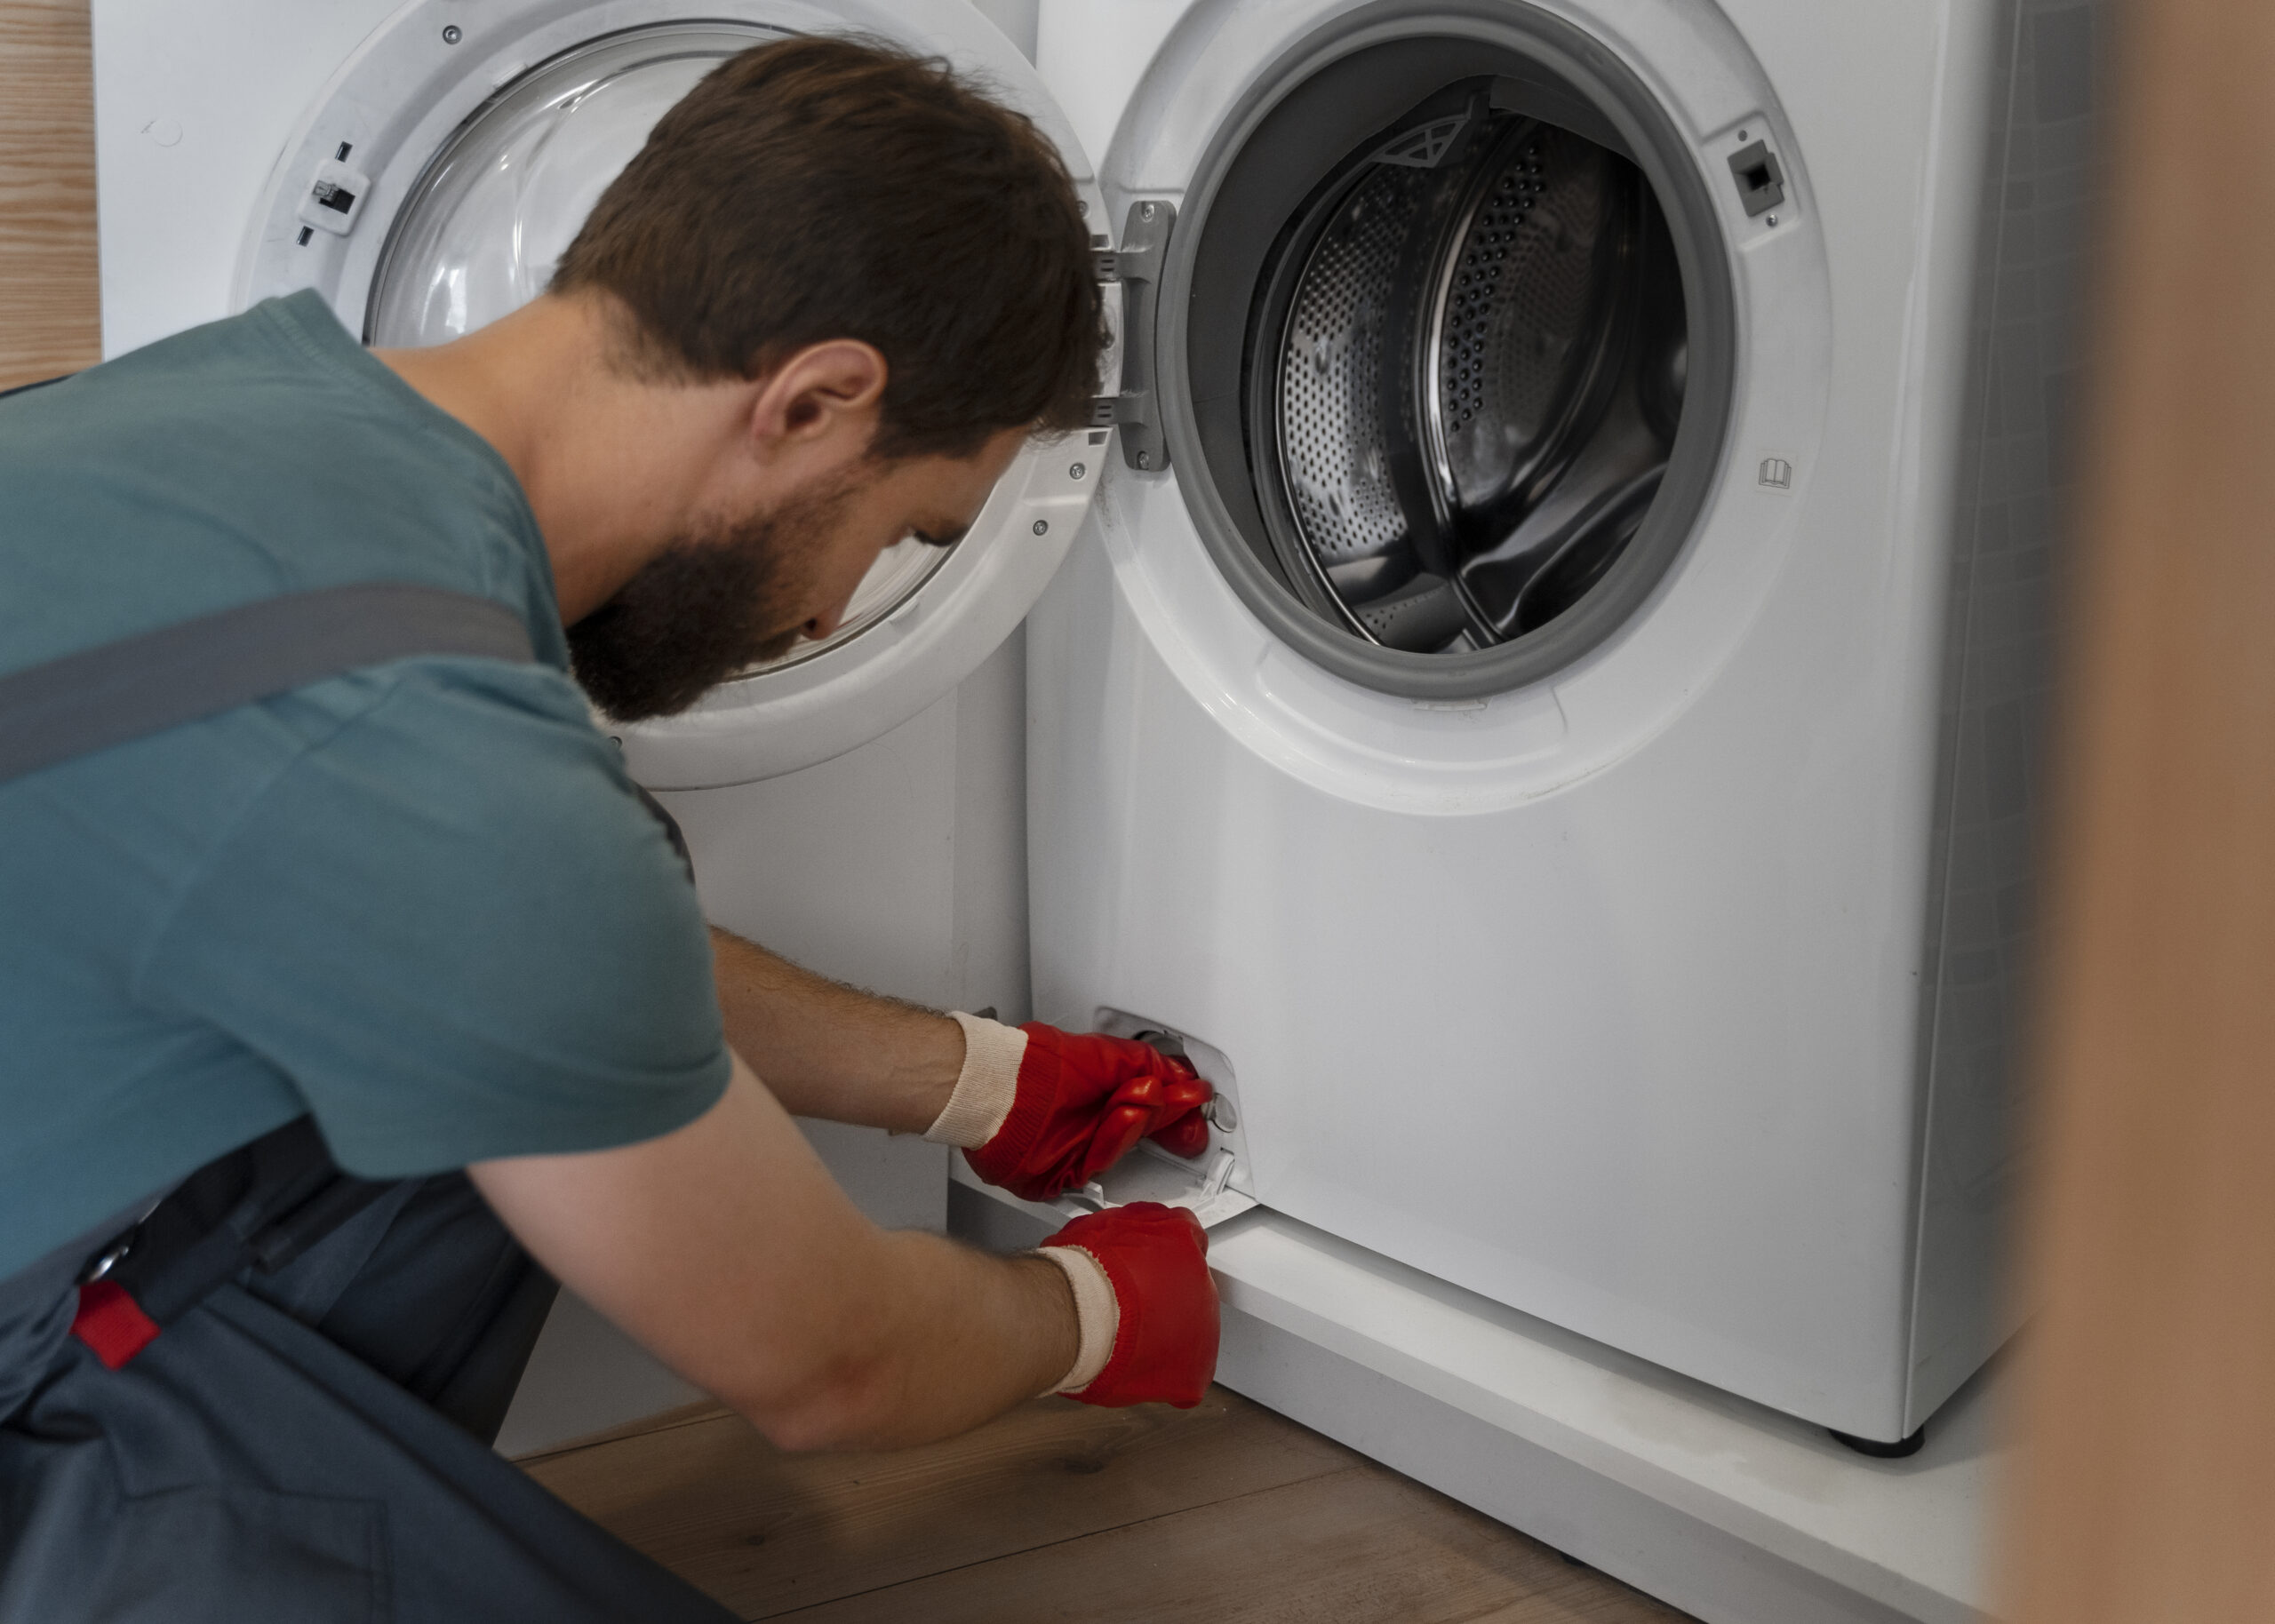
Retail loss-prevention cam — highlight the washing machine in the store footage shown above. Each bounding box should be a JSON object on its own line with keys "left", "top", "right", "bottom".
{"left": 88, "top": 0, "right": 1105, "bottom": 1444}
{"left": 1010, "top": 0, "right": 2095, "bottom": 1455}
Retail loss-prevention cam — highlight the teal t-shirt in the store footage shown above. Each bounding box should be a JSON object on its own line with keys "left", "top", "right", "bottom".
{"left": 0, "top": 292, "right": 731, "bottom": 1278}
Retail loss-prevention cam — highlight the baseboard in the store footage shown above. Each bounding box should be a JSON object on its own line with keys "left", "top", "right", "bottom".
{"left": 949, "top": 1176, "right": 1995, "bottom": 1624}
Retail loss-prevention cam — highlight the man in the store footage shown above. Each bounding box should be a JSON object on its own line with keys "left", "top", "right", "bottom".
{"left": 0, "top": 37, "right": 1217, "bottom": 1621}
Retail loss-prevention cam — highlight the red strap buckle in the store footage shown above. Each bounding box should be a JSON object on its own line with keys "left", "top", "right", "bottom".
{"left": 71, "top": 1278, "right": 161, "bottom": 1369}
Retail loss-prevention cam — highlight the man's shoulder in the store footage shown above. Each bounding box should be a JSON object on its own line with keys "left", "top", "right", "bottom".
{"left": 143, "top": 654, "right": 727, "bottom": 1182}
{"left": 0, "top": 295, "right": 555, "bottom": 680}
{"left": 310, "top": 654, "right": 627, "bottom": 822}
{"left": 228, "top": 653, "right": 689, "bottom": 951}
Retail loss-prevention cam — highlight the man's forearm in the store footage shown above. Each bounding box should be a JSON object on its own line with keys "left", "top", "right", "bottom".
{"left": 473, "top": 1059, "right": 1080, "bottom": 1453}
{"left": 771, "top": 1232, "right": 1080, "bottom": 1451}
{"left": 710, "top": 926, "right": 963, "bottom": 1133}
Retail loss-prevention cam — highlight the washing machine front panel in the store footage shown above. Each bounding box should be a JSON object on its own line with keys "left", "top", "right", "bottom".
{"left": 91, "top": 0, "right": 405, "bottom": 360}
{"left": 1031, "top": 0, "right": 2017, "bottom": 1438}
{"left": 236, "top": 0, "right": 1114, "bottom": 786}
{"left": 1032, "top": 453, "right": 1926, "bottom": 1437}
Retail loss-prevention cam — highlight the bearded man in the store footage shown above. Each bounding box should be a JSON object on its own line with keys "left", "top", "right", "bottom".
{"left": 0, "top": 36, "right": 1216, "bottom": 1622}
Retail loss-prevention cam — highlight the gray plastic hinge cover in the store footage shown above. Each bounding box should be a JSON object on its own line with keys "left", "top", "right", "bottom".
{"left": 1113, "top": 200, "right": 1177, "bottom": 473}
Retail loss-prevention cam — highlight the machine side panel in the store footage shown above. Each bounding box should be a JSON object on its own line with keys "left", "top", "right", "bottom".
{"left": 1906, "top": 0, "right": 2103, "bottom": 1429}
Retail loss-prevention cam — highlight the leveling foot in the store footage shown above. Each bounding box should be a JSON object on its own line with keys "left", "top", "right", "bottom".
{"left": 1829, "top": 1424, "right": 1927, "bottom": 1459}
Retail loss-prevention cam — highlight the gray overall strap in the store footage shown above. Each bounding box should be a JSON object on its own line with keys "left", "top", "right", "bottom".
{"left": 0, "top": 582, "right": 532, "bottom": 787}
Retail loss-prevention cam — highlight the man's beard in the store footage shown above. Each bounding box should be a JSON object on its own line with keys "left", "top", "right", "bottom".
{"left": 567, "top": 474, "right": 853, "bottom": 722}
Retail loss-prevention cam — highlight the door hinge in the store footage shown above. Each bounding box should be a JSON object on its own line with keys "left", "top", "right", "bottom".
{"left": 1112, "top": 199, "right": 1175, "bottom": 474}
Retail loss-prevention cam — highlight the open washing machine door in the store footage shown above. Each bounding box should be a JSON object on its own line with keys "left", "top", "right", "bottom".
{"left": 1026, "top": 0, "right": 1830, "bottom": 824}
{"left": 234, "top": 0, "right": 1114, "bottom": 787}
{"left": 1129, "top": 9, "right": 1745, "bottom": 705}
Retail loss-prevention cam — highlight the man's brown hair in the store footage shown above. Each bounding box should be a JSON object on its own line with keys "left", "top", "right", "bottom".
{"left": 554, "top": 35, "right": 1102, "bottom": 460}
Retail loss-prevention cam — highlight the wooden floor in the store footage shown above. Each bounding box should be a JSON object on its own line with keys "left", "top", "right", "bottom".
{"left": 524, "top": 1387, "right": 1696, "bottom": 1624}
{"left": 0, "top": 0, "right": 101, "bottom": 391}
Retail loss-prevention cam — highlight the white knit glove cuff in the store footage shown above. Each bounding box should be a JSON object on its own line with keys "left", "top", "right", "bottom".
{"left": 1035, "top": 1244, "right": 1119, "bottom": 1395}
{"left": 922, "top": 1011, "right": 1028, "bottom": 1150}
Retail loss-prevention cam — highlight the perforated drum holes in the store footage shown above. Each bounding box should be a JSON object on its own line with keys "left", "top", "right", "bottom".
{"left": 1275, "top": 163, "right": 1433, "bottom": 570}
{"left": 1437, "top": 141, "right": 1548, "bottom": 439}
{"left": 1256, "top": 97, "right": 1687, "bottom": 656}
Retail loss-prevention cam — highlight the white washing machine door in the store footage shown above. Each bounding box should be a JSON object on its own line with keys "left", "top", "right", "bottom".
{"left": 237, "top": 0, "right": 1113, "bottom": 787}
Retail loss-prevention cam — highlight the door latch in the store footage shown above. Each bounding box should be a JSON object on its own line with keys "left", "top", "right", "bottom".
{"left": 297, "top": 146, "right": 370, "bottom": 239}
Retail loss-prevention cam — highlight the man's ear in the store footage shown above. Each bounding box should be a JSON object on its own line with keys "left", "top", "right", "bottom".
{"left": 748, "top": 339, "right": 888, "bottom": 461}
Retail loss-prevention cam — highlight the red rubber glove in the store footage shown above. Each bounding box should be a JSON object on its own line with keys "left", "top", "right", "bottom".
{"left": 1039, "top": 1202, "right": 1218, "bottom": 1408}
{"left": 962, "top": 1024, "right": 1213, "bottom": 1202}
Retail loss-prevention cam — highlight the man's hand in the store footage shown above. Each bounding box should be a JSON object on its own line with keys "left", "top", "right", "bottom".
{"left": 704, "top": 928, "right": 1215, "bottom": 1201}
{"left": 930, "top": 1019, "right": 1215, "bottom": 1202}
{"left": 1038, "top": 1203, "right": 1218, "bottom": 1408}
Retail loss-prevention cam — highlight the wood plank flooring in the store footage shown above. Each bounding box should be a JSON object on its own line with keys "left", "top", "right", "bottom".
{"left": 524, "top": 1389, "right": 1695, "bottom": 1624}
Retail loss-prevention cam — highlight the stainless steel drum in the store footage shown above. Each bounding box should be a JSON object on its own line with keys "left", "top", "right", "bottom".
{"left": 1251, "top": 90, "right": 1688, "bottom": 656}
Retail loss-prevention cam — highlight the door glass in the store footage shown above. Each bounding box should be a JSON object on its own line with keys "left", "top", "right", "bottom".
{"left": 366, "top": 22, "right": 953, "bottom": 673}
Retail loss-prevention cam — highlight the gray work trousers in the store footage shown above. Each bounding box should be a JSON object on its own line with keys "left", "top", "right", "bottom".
{"left": 0, "top": 1174, "right": 737, "bottom": 1623}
